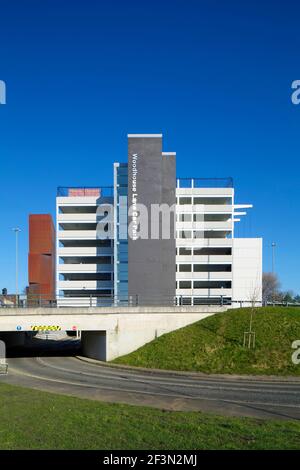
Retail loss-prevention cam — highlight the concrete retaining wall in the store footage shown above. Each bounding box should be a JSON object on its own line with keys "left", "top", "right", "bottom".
{"left": 80, "top": 310, "right": 220, "bottom": 360}
{"left": 0, "top": 306, "right": 227, "bottom": 360}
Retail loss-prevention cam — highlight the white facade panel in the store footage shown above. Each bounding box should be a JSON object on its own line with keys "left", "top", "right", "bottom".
{"left": 59, "top": 264, "right": 112, "bottom": 273}
{"left": 176, "top": 272, "right": 232, "bottom": 280}
{"left": 58, "top": 230, "right": 100, "bottom": 239}
{"left": 57, "top": 196, "right": 100, "bottom": 205}
{"left": 58, "top": 247, "right": 112, "bottom": 256}
{"left": 176, "top": 238, "right": 233, "bottom": 247}
{"left": 57, "top": 214, "right": 99, "bottom": 222}
{"left": 58, "top": 280, "right": 113, "bottom": 290}
{"left": 176, "top": 221, "right": 232, "bottom": 230}
{"left": 177, "top": 255, "right": 232, "bottom": 263}
{"left": 232, "top": 238, "right": 262, "bottom": 303}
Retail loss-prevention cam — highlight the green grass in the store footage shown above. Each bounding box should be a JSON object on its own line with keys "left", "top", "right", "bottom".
{"left": 113, "top": 307, "right": 300, "bottom": 375}
{"left": 0, "top": 383, "right": 299, "bottom": 449}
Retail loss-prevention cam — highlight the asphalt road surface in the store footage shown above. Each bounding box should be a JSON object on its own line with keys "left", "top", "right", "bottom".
{"left": 1, "top": 338, "right": 300, "bottom": 421}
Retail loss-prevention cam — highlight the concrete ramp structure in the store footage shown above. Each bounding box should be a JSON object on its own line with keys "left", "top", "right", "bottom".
{"left": 0, "top": 306, "right": 227, "bottom": 361}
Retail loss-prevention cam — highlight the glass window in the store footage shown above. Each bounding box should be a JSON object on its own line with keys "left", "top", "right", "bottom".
{"left": 118, "top": 282, "right": 128, "bottom": 296}
{"left": 118, "top": 271, "right": 128, "bottom": 281}
{"left": 117, "top": 167, "right": 128, "bottom": 176}
{"left": 118, "top": 263, "right": 128, "bottom": 272}
{"left": 118, "top": 243, "right": 128, "bottom": 253}
{"left": 118, "top": 187, "right": 128, "bottom": 196}
{"left": 117, "top": 175, "right": 128, "bottom": 186}
{"left": 119, "top": 252, "right": 128, "bottom": 262}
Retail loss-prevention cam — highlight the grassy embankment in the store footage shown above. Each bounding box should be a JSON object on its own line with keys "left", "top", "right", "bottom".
{"left": 114, "top": 307, "right": 300, "bottom": 375}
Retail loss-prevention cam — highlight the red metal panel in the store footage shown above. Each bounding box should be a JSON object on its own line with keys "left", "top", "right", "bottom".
{"left": 29, "top": 214, "right": 55, "bottom": 255}
{"left": 28, "top": 253, "right": 40, "bottom": 283}
{"left": 68, "top": 188, "right": 100, "bottom": 197}
{"left": 28, "top": 214, "right": 55, "bottom": 301}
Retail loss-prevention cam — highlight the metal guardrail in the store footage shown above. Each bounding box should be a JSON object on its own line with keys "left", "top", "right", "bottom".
{"left": 177, "top": 178, "right": 234, "bottom": 188}
{"left": 1, "top": 294, "right": 300, "bottom": 309}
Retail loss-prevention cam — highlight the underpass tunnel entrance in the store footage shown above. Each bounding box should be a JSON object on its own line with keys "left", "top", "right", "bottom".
{"left": 0, "top": 330, "right": 82, "bottom": 358}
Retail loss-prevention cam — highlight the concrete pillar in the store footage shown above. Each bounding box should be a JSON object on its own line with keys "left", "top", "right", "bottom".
{"left": 81, "top": 331, "right": 107, "bottom": 361}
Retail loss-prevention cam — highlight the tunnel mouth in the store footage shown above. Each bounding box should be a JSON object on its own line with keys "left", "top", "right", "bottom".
{"left": 1, "top": 331, "right": 82, "bottom": 358}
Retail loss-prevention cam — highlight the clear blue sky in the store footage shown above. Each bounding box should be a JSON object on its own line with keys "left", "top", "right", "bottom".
{"left": 0, "top": 0, "right": 299, "bottom": 294}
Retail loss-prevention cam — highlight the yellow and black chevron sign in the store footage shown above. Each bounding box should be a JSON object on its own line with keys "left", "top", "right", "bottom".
{"left": 31, "top": 326, "right": 61, "bottom": 331}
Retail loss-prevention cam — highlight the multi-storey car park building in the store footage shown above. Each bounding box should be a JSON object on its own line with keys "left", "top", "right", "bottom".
{"left": 56, "top": 134, "right": 262, "bottom": 306}
{"left": 56, "top": 187, "right": 114, "bottom": 306}
{"left": 175, "top": 178, "right": 261, "bottom": 305}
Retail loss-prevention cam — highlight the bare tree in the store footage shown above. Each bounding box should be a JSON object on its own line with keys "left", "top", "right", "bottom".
{"left": 243, "top": 281, "right": 261, "bottom": 349}
{"left": 262, "top": 272, "right": 280, "bottom": 303}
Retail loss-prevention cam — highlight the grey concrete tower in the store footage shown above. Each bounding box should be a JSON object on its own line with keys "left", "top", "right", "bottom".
{"left": 127, "top": 134, "right": 176, "bottom": 305}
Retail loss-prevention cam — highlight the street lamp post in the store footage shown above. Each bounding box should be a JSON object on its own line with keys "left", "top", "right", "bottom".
{"left": 12, "top": 228, "right": 21, "bottom": 306}
{"left": 271, "top": 242, "right": 276, "bottom": 274}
